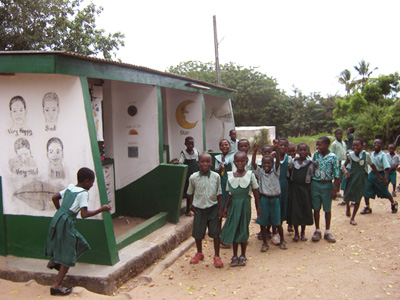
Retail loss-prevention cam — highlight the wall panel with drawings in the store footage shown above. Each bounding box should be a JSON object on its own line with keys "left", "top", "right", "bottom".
{"left": 102, "top": 163, "right": 115, "bottom": 215}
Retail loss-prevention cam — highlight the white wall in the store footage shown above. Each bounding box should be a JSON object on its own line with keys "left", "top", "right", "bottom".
{"left": 107, "top": 81, "right": 159, "bottom": 189}
{"left": 165, "top": 89, "right": 203, "bottom": 160}
{"left": 204, "top": 95, "right": 234, "bottom": 152}
{"left": 0, "top": 73, "right": 99, "bottom": 217}
{"left": 236, "top": 126, "right": 276, "bottom": 143}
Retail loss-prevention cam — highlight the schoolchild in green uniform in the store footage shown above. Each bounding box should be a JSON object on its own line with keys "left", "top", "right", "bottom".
{"left": 387, "top": 144, "right": 399, "bottom": 197}
{"left": 187, "top": 153, "right": 224, "bottom": 268}
{"left": 311, "top": 137, "right": 340, "bottom": 243}
{"left": 45, "top": 168, "right": 111, "bottom": 296}
{"left": 228, "top": 129, "right": 238, "bottom": 153}
{"left": 288, "top": 143, "right": 314, "bottom": 242}
{"left": 345, "top": 127, "right": 355, "bottom": 151}
{"left": 179, "top": 136, "right": 200, "bottom": 216}
{"left": 221, "top": 152, "right": 260, "bottom": 267}
{"left": 361, "top": 139, "right": 398, "bottom": 214}
{"left": 251, "top": 142, "right": 287, "bottom": 252}
{"left": 342, "top": 139, "right": 380, "bottom": 225}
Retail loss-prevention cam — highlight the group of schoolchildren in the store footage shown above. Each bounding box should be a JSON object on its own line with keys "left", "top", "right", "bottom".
{"left": 182, "top": 128, "right": 399, "bottom": 269}
{"left": 42, "top": 128, "right": 399, "bottom": 295}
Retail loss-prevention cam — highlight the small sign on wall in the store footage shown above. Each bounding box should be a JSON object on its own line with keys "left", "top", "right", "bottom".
{"left": 128, "top": 146, "right": 138, "bottom": 158}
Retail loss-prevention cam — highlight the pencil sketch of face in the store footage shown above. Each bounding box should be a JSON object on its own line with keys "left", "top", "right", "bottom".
{"left": 9, "top": 96, "right": 26, "bottom": 127}
{"left": 9, "top": 138, "right": 38, "bottom": 177}
{"left": 47, "top": 137, "right": 63, "bottom": 166}
{"left": 42, "top": 92, "right": 59, "bottom": 130}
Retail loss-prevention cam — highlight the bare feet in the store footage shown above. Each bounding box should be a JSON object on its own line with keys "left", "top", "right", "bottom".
{"left": 293, "top": 234, "right": 299, "bottom": 242}
{"left": 300, "top": 234, "right": 308, "bottom": 241}
{"left": 350, "top": 219, "right": 357, "bottom": 226}
{"left": 185, "top": 211, "right": 193, "bottom": 217}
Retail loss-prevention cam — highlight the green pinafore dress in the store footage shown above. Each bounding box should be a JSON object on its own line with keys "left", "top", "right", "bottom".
{"left": 279, "top": 155, "right": 289, "bottom": 222}
{"left": 44, "top": 189, "right": 90, "bottom": 267}
{"left": 221, "top": 171, "right": 253, "bottom": 244}
{"left": 288, "top": 162, "right": 314, "bottom": 226}
{"left": 344, "top": 152, "right": 368, "bottom": 203}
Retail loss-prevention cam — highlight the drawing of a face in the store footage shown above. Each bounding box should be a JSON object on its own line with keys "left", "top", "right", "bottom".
{"left": 16, "top": 147, "right": 31, "bottom": 164}
{"left": 10, "top": 98, "right": 26, "bottom": 126}
{"left": 42, "top": 92, "right": 59, "bottom": 128}
{"left": 47, "top": 138, "right": 63, "bottom": 166}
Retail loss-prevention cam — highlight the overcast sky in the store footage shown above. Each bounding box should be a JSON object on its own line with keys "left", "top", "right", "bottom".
{"left": 91, "top": 0, "right": 400, "bottom": 96}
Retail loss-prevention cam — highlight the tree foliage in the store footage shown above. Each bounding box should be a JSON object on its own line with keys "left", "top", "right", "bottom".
{"left": 168, "top": 61, "right": 337, "bottom": 137}
{"left": 0, "top": 0, "right": 125, "bottom": 59}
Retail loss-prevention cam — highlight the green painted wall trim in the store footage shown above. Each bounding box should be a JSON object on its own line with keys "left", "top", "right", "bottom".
{"left": 0, "top": 54, "right": 235, "bottom": 99}
{"left": 201, "top": 93, "right": 207, "bottom": 152}
{"left": 80, "top": 77, "right": 119, "bottom": 265}
{"left": 4, "top": 215, "right": 115, "bottom": 265}
{"left": 156, "top": 86, "right": 164, "bottom": 163}
{"left": 0, "top": 177, "right": 6, "bottom": 256}
{"left": 116, "top": 212, "right": 168, "bottom": 250}
{"left": 115, "top": 164, "right": 187, "bottom": 224}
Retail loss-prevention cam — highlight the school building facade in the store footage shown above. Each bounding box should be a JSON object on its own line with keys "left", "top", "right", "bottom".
{"left": 0, "top": 51, "right": 235, "bottom": 265}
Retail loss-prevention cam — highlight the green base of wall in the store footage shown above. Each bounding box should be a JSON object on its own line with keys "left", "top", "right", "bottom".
{"left": 3, "top": 215, "right": 118, "bottom": 266}
{"left": 116, "top": 212, "right": 168, "bottom": 250}
{"left": 115, "top": 164, "right": 187, "bottom": 224}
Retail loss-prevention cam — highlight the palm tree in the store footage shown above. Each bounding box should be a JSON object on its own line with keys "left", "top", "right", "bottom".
{"left": 338, "top": 69, "right": 353, "bottom": 94}
{"left": 354, "top": 59, "right": 378, "bottom": 82}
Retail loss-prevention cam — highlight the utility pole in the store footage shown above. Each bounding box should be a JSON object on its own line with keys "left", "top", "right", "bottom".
{"left": 213, "top": 15, "right": 221, "bottom": 86}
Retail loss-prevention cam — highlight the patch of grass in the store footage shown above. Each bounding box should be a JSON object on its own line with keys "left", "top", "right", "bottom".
{"left": 289, "top": 133, "right": 334, "bottom": 154}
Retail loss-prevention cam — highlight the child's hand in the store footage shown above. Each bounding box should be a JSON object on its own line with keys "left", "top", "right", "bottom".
{"left": 270, "top": 151, "right": 276, "bottom": 158}
{"left": 191, "top": 206, "right": 197, "bottom": 214}
{"left": 313, "top": 161, "right": 319, "bottom": 168}
{"left": 223, "top": 208, "right": 227, "bottom": 218}
{"left": 257, "top": 208, "right": 261, "bottom": 219}
{"left": 219, "top": 164, "right": 225, "bottom": 172}
{"left": 344, "top": 170, "right": 350, "bottom": 179}
{"left": 218, "top": 208, "right": 223, "bottom": 219}
{"left": 253, "top": 141, "right": 258, "bottom": 152}
{"left": 384, "top": 177, "right": 388, "bottom": 186}
{"left": 101, "top": 205, "right": 112, "bottom": 212}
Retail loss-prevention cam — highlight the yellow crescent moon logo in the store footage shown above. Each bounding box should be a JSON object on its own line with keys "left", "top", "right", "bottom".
{"left": 176, "top": 100, "right": 198, "bottom": 129}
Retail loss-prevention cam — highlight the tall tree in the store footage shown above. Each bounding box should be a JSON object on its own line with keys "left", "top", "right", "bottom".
{"left": 0, "top": 0, "right": 125, "bottom": 59}
{"left": 354, "top": 59, "right": 377, "bottom": 82}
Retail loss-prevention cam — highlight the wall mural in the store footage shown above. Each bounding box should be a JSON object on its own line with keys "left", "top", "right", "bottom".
{"left": 175, "top": 100, "right": 198, "bottom": 129}
{"left": 1, "top": 74, "right": 99, "bottom": 217}
{"left": 210, "top": 106, "right": 233, "bottom": 140}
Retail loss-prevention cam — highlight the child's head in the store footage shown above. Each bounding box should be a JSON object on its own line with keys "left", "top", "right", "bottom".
{"left": 261, "top": 145, "right": 275, "bottom": 156}
{"left": 42, "top": 92, "right": 59, "bottom": 124}
{"left": 287, "top": 142, "right": 296, "bottom": 158}
{"left": 47, "top": 137, "right": 64, "bottom": 166}
{"left": 233, "top": 151, "right": 248, "bottom": 171}
{"left": 261, "top": 155, "right": 274, "bottom": 173}
{"left": 373, "top": 139, "right": 383, "bottom": 152}
{"left": 278, "top": 138, "right": 289, "bottom": 155}
{"left": 334, "top": 129, "right": 343, "bottom": 141}
{"left": 316, "top": 136, "right": 330, "bottom": 153}
{"left": 352, "top": 138, "right": 363, "bottom": 155}
{"left": 388, "top": 144, "right": 396, "bottom": 154}
{"left": 198, "top": 153, "right": 212, "bottom": 173}
{"left": 362, "top": 141, "right": 367, "bottom": 151}
{"left": 238, "top": 139, "right": 250, "bottom": 154}
{"left": 229, "top": 129, "right": 237, "bottom": 140}
{"left": 297, "top": 143, "right": 310, "bottom": 159}
{"left": 77, "top": 167, "right": 95, "bottom": 190}
{"left": 219, "top": 139, "right": 230, "bottom": 154}
{"left": 14, "top": 138, "right": 31, "bottom": 163}
{"left": 184, "top": 136, "right": 194, "bottom": 151}
{"left": 273, "top": 139, "right": 278, "bottom": 147}
{"left": 9, "top": 96, "right": 26, "bottom": 125}
{"left": 347, "top": 127, "right": 355, "bottom": 135}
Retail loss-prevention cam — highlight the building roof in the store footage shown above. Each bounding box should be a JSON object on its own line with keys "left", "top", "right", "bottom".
{"left": 0, "top": 51, "right": 236, "bottom": 94}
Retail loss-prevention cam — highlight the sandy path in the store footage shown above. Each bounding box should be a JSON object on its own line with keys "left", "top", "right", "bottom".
{"left": 1, "top": 195, "right": 400, "bottom": 300}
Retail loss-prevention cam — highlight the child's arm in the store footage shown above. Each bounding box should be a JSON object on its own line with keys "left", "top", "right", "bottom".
{"left": 189, "top": 195, "right": 196, "bottom": 214}
{"left": 275, "top": 152, "right": 280, "bottom": 171}
{"left": 52, "top": 193, "right": 62, "bottom": 210}
{"left": 253, "top": 189, "right": 261, "bottom": 219}
{"left": 217, "top": 194, "right": 223, "bottom": 219}
{"left": 81, "top": 205, "right": 111, "bottom": 219}
{"left": 370, "top": 163, "right": 384, "bottom": 182}
{"left": 342, "top": 157, "right": 350, "bottom": 178}
{"left": 223, "top": 194, "right": 232, "bottom": 218}
{"left": 251, "top": 141, "right": 258, "bottom": 170}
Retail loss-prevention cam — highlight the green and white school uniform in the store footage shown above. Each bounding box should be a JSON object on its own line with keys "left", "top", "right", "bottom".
{"left": 221, "top": 171, "right": 258, "bottom": 244}
{"left": 44, "top": 184, "right": 90, "bottom": 267}
{"left": 344, "top": 151, "right": 371, "bottom": 203}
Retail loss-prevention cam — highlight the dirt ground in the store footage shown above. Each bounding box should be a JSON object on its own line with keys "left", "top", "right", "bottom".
{"left": 1, "top": 191, "right": 400, "bottom": 300}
